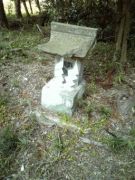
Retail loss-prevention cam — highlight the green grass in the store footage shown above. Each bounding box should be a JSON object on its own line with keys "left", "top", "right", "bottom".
{"left": 0, "top": 94, "right": 11, "bottom": 127}
{"left": 99, "top": 106, "right": 111, "bottom": 119}
{"left": 0, "top": 126, "right": 19, "bottom": 157}
{"left": 103, "top": 129, "right": 135, "bottom": 153}
{"left": 106, "top": 136, "right": 135, "bottom": 153}
{"left": 0, "top": 126, "right": 20, "bottom": 178}
{"left": 0, "top": 95, "right": 9, "bottom": 106}
{"left": 114, "top": 72, "right": 125, "bottom": 84}
{"left": 85, "top": 42, "right": 115, "bottom": 78}
{"left": 129, "top": 128, "right": 135, "bottom": 137}
{"left": 85, "top": 81, "right": 97, "bottom": 94}
{"left": 0, "top": 26, "right": 42, "bottom": 64}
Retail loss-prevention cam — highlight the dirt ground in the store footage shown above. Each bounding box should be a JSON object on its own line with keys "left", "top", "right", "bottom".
{"left": 0, "top": 30, "right": 135, "bottom": 179}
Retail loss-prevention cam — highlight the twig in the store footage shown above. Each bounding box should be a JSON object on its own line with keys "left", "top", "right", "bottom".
{"left": 36, "top": 24, "right": 45, "bottom": 37}
{"left": 80, "top": 137, "right": 108, "bottom": 149}
{"left": 104, "top": 128, "right": 117, "bottom": 138}
{"left": 10, "top": 48, "right": 22, "bottom": 52}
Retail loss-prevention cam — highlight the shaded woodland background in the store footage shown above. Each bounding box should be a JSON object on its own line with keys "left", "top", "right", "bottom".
{"left": 0, "top": 0, "right": 135, "bottom": 67}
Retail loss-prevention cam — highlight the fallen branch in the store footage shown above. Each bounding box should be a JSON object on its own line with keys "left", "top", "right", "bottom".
{"left": 10, "top": 48, "right": 22, "bottom": 52}
{"left": 80, "top": 137, "right": 108, "bottom": 149}
{"left": 36, "top": 24, "right": 45, "bottom": 37}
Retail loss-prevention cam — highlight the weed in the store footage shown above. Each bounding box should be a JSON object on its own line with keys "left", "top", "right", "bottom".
{"left": 60, "top": 113, "right": 72, "bottom": 123}
{"left": 109, "top": 60, "right": 124, "bottom": 72}
{"left": 0, "top": 95, "right": 9, "bottom": 106}
{"left": 18, "top": 136, "right": 29, "bottom": 149}
{"left": 0, "top": 126, "right": 21, "bottom": 178}
{"left": 99, "top": 106, "right": 111, "bottom": 119}
{"left": 86, "top": 81, "right": 97, "bottom": 94}
{"left": 92, "top": 118, "right": 108, "bottom": 132}
{"left": 129, "top": 128, "right": 135, "bottom": 137}
{"left": 0, "top": 41, "right": 10, "bottom": 50}
{"left": 77, "top": 99, "right": 95, "bottom": 118}
{"left": 77, "top": 99, "right": 87, "bottom": 109}
{"left": 53, "top": 134, "right": 64, "bottom": 155}
{"left": 85, "top": 42, "right": 115, "bottom": 78}
{"left": 11, "top": 78, "right": 20, "bottom": 88}
{"left": 80, "top": 117, "right": 91, "bottom": 130}
{"left": 114, "top": 72, "right": 125, "bottom": 84}
{"left": 0, "top": 126, "right": 19, "bottom": 157}
{"left": 0, "top": 27, "right": 42, "bottom": 64}
{"left": 105, "top": 136, "right": 135, "bottom": 153}
{"left": 0, "top": 94, "right": 11, "bottom": 127}
{"left": 0, "top": 105, "right": 12, "bottom": 127}
{"left": 84, "top": 102, "right": 95, "bottom": 118}
{"left": 104, "top": 129, "right": 135, "bottom": 153}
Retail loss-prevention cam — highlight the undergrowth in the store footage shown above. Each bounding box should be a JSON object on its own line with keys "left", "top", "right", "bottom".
{"left": 103, "top": 129, "right": 135, "bottom": 153}
{"left": 0, "top": 126, "right": 19, "bottom": 157}
{"left": 0, "top": 126, "right": 19, "bottom": 178}
{"left": 0, "top": 26, "right": 42, "bottom": 64}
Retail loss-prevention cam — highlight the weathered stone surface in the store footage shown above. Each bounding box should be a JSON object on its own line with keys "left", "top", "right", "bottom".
{"left": 54, "top": 56, "right": 83, "bottom": 87}
{"left": 39, "top": 22, "right": 98, "bottom": 115}
{"left": 38, "top": 22, "right": 98, "bottom": 58}
{"left": 117, "top": 90, "right": 135, "bottom": 119}
{"left": 41, "top": 78, "right": 86, "bottom": 115}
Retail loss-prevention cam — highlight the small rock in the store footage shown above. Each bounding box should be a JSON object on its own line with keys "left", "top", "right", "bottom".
{"left": 117, "top": 90, "right": 135, "bottom": 119}
{"left": 21, "top": 164, "right": 24, "bottom": 172}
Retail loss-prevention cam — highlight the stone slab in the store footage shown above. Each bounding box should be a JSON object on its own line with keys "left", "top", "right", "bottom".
{"left": 117, "top": 90, "right": 135, "bottom": 119}
{"left": 38, "top": 22, "right": 98, "bottom": 58}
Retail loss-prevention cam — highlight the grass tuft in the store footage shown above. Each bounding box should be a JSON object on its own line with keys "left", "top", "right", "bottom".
{"left": 99, "top": 106, "right": 111, "bottom": 119}
{"left": 0, "top": 26, "right": 42, "bottom": 64}
{"left": 0, "top": 126, "right": 19, "bottom": 157}
{"left": 107, "top": 137, "right": 135, "bottom": 153}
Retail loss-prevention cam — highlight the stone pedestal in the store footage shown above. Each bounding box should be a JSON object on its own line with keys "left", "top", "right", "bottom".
{"left": 41, "top": 56, "right": 85, "bottom": 115}
{"left": 41, "top": 78, "right": 86, "bottom": 115}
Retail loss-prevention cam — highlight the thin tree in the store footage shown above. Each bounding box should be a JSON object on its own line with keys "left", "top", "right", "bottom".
{"left": 21, "top": 0, "right": 30, "bottom": 17}
{"left": 35, "top": 0, "right": 41, "bottom": 13}
{"left": 114, "top": 0, "right": 131, "bottom": 65}
{"left": 0, "top": 0, "right": 9, "bottom": 28}
{"left": 15, "top": 0, "right": 23, "bottom": 18}
{"left": 28, "top": 0, "right": 33, "bottom": 14}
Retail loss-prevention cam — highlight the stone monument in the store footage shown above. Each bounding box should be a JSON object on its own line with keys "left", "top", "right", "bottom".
{"left": 38, "top": 22, "right": 98, "bottom": 115}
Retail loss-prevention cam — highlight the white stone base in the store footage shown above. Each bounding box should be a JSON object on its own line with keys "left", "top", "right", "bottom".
{"left": 41, "top": 78, "right": 86, "bottom": 115}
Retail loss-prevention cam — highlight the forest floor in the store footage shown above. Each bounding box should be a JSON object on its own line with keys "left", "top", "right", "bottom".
{"left": 0, "top": 26, "right": 135, "bottom": 180}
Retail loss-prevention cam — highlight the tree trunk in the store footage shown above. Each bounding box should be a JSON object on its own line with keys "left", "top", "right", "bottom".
{"left": 35, "top": 0, "right": 41, "bottom": 13}
{"left": 0, "top": 0, "right": 9, "bottom": 28}
{"left": 113, "top": 0, "right": 131, "bottom": 65}
{"left": 15, "top": 0, "right": 23, "bottom": 19}
{"left": 28, "top": 0, "right": 33, "bottom": 14}
{"left": 120, "top": 0, "right": 130, "bottom": 63}
{"left": 22, "top": 0, "right": 30, "bottom": 17}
